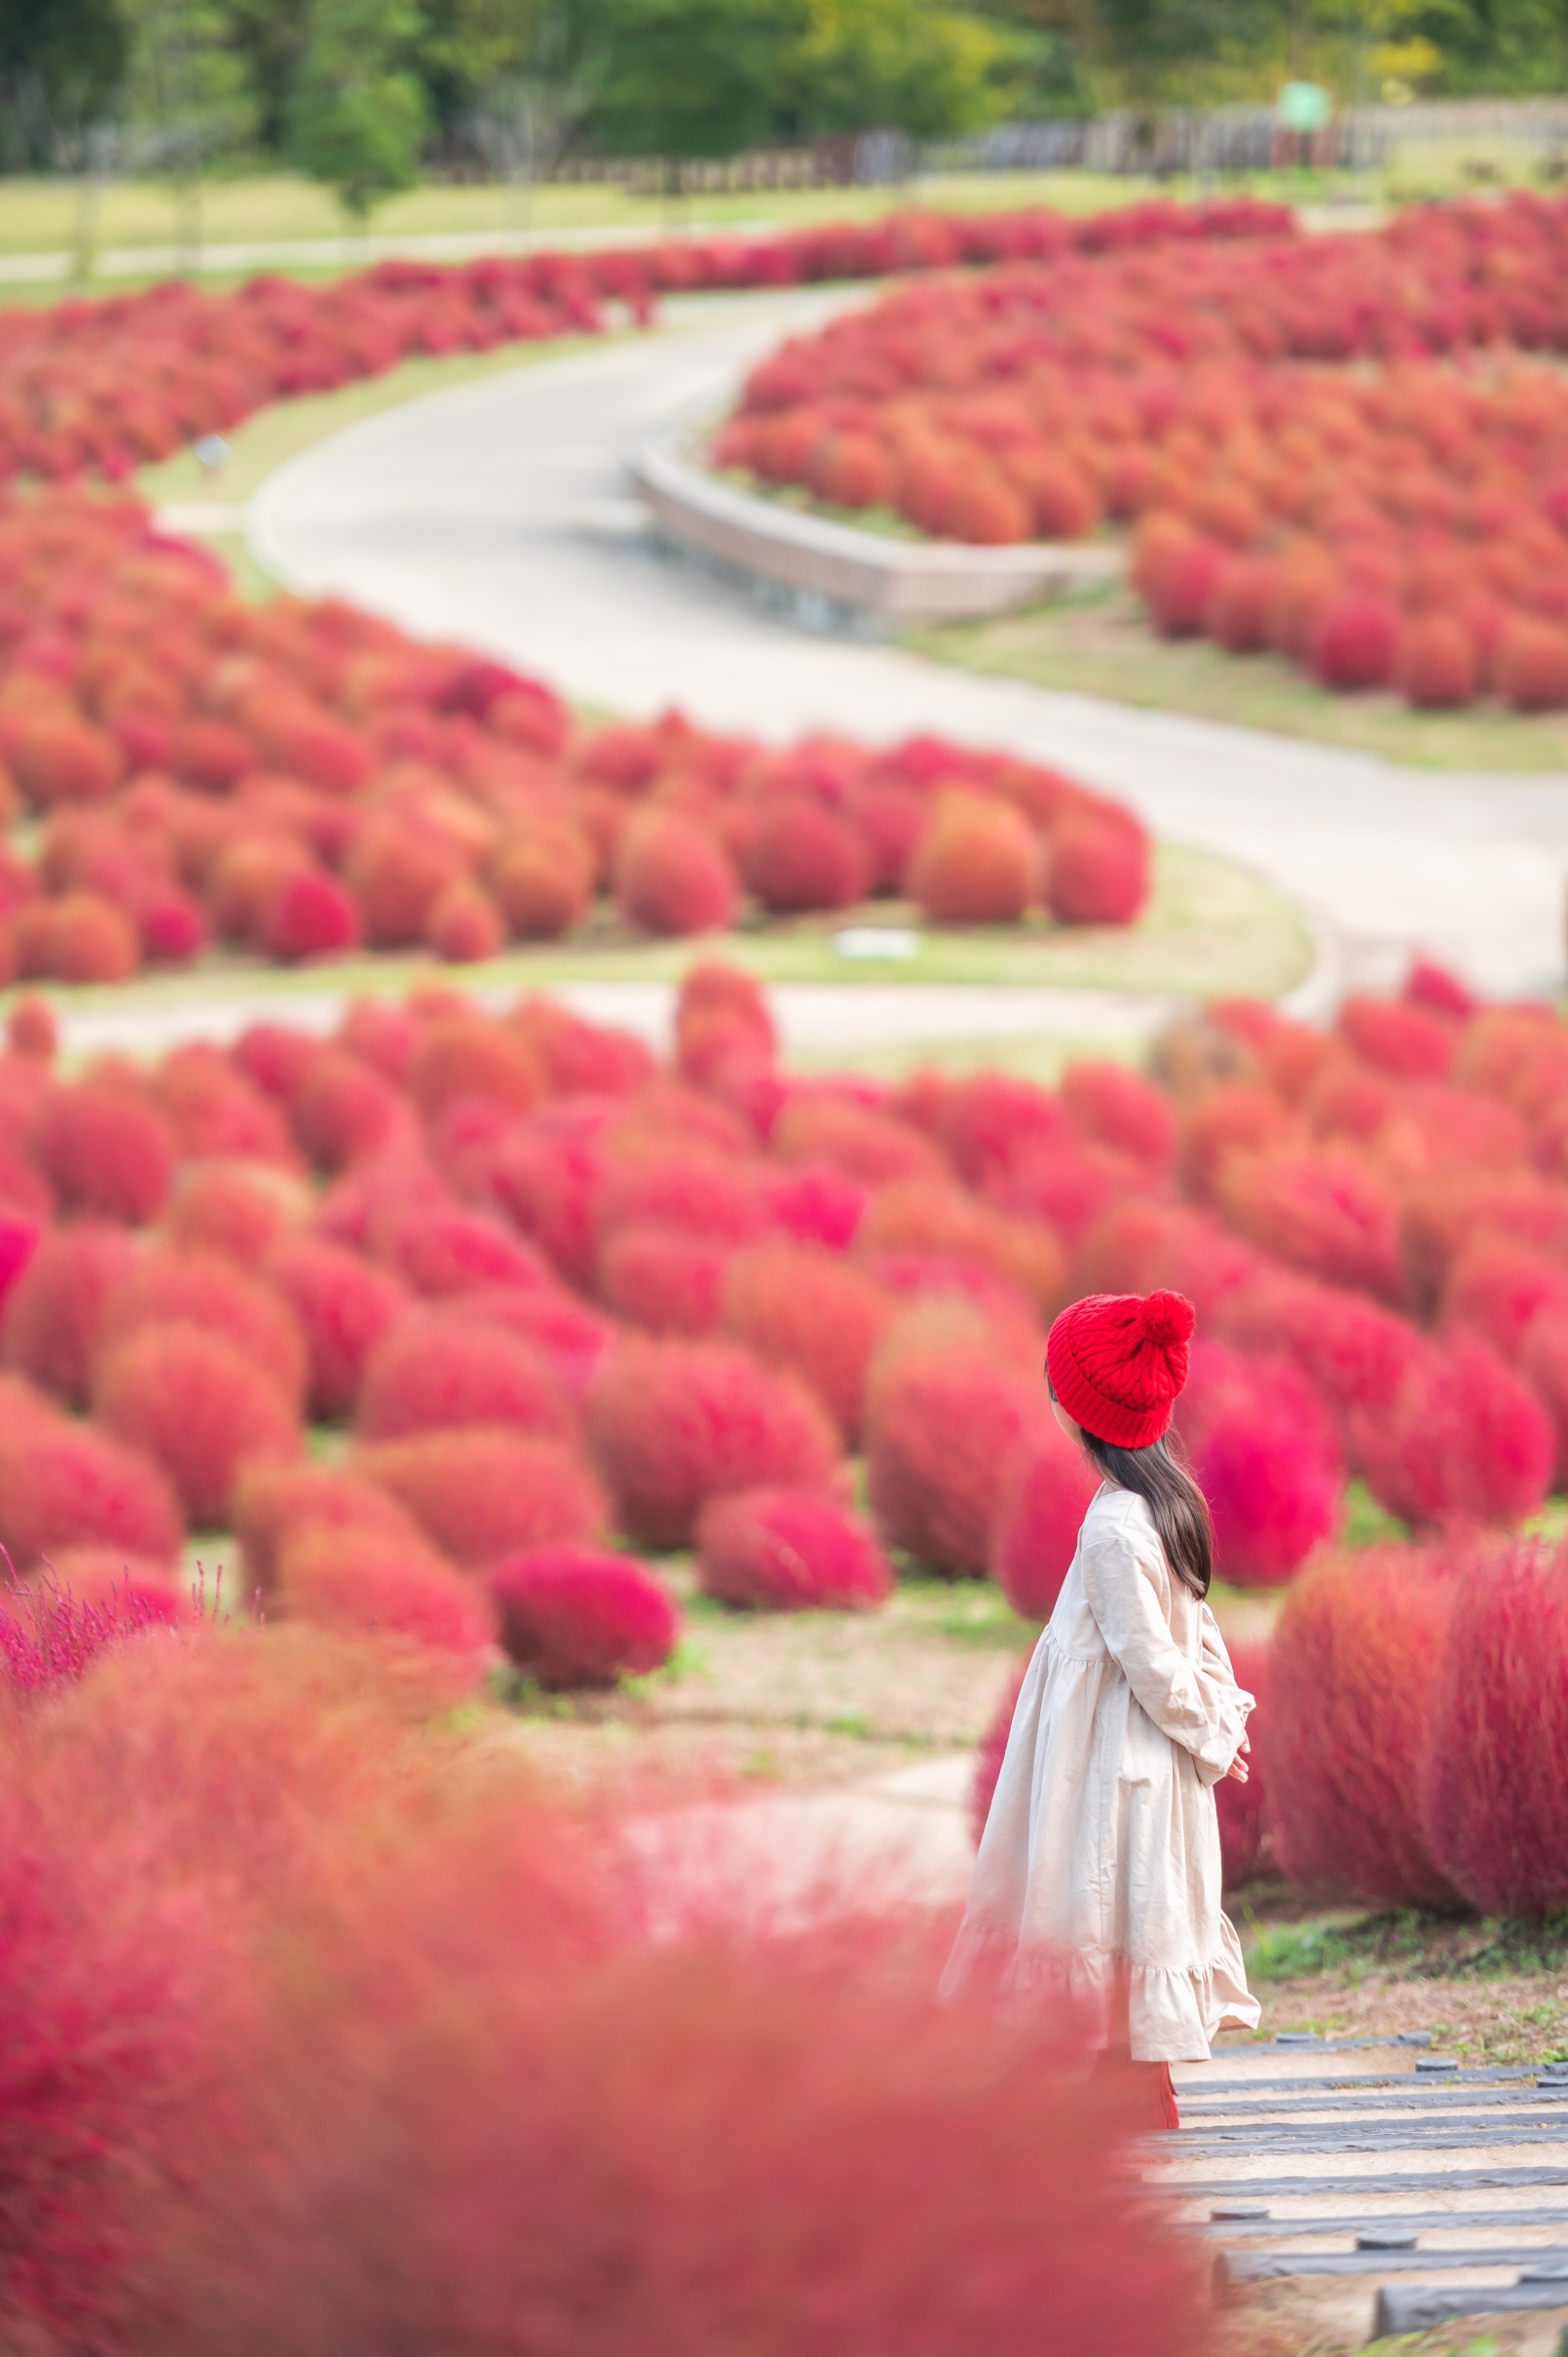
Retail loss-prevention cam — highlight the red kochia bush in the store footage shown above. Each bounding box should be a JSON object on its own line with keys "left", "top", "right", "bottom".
{"left": 369, "top": 1195, "right": 551, "bottom": 1297}
{"left": 0, "top": 1222, "right": 136, "bottom": 1404}
{"left": 95, "top": 1245, "right": 309, "bottom": 1406}
{"left": 355, "top": 1307, "right": 575, "bottom": 1443}
{"left": 93, "top": 1325, "right": 300, "bottom": 1527}
{"left": 989, "top": 1419, "right": 1101, "bottom": 1620}
{"left": 1263, "top": 1545, "right": 1460, "bottom": 1907}
{"left": 587, "top": 1335, "right": 840, "bottom": 1549}
{"left": 167, "top": 1159, "right": 301, "bottom": 1264}
{"left": 866, "top": 1326, "right": 1052, "bottom": 1575}
{"left": 598, "top": 1221, "right": 733, "bottom": 1335}
{"left": 0, "top": 1392, "right": 183, "bottom": 1570}
{"left": 1441, "top": 1238, "right": 1568, "bottom": 1362}
{"left": 1353, "top": 1336, "right": 1553, "bottom": 1529}
{"left": 1176, "top": 1342, "right": 1342, "bottom": 1586}
{"left": 906, "top": 792, "right": 1037, "bottom": 924}
{"left": 1312, "top": 589, "right": 1400, "bottom": 690}
{"left": 278, "top": 1524, "right": 496, "bottom": 1679}
{"left": 696, "top": 1487, "right": 893, "bottom": 1611}
{"left": 233, "top": 1460, "right": 429, "bottom": 1596}
{"left": 1422, "top": 1540, "right": 1568, "bottom": 1918}
{"left": 35, "top": 1545, "right": 188, "bottom": 1625}
{"left": 354, "top": 1427, "right": 607, "bottom": 1571}
{"left": 178, "top": 1824, "right": 1206, "bottom": 2357}
{"left": 1061, "top": 1060, "right": 1176, "bottom": 1171}
{"left": 33, "top": 1078, "right": 176, "bottom": 1224}
{"left": 743, "top": 796, "right": 868, "bottom": 913}
{"left": 724, "top": 1239, "right": 891, "bottom": 1441}
{"left": 264, "top": 1236, "right": 410, "bottom": 1422}
{"left": 292, "top": 1050, "right": 415, "bottom": 1173}
{"left": 616, "top": 810, "right": 739, "bottom": 936}
{"left": 489, "top": 1543, "right": 679, "bottom": 1686}
{"left": 1042, "top": 809, "right": 1151, "bottom": 925}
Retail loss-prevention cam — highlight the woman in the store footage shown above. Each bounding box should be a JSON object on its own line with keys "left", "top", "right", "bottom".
{"left": 943, "top": 1288, "right": 1258, "bottom": 2126}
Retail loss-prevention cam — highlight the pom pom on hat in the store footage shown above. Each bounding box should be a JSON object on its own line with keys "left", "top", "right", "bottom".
{"left": 1046, "top": 1288, "right": 1195, "bottom": 1449}
{"left": 1139, "top": 1290, "right": 1195, "bottom": 1349}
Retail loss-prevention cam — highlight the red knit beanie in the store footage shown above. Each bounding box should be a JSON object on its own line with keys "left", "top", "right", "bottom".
{"left": 1045, "top": 1289, "right": 1196, "bottom": 1448}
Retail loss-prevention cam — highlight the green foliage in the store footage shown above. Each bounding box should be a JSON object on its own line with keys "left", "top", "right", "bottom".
{"left": 576, "top": 0, "right": 796, "bottom": 165}
{"left": 286, "top": 0, "right": 429, "bottom": 217}
{"left": 0, "top": 0, "right": 128, "bottom": 163}
{"left": 784, "top": 0, "right": 1018, "bottom": 141}
{"left": 122, "top": 0, "right": 254, "bottom": 174}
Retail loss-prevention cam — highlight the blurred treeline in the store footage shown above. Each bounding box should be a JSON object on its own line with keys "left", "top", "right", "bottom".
{"left": 1, "top": 0, "right": 1566, "bottom": 205}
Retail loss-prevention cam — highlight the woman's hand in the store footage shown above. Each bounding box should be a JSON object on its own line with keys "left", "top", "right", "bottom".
{"left": 1225, "top": 1731, "right": 1251, "bottom": 1785}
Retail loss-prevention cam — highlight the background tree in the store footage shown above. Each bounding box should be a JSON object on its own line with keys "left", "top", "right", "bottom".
{"left": 287, "top": 0, "right": 429, "bottom": 224}
{"left": 784, "top": 0, "right": 1019, "bottom": 141}
{"left": 0, "top": 0, "right": 126, "bottom": 168}
{"left": 121, "top": 0, "right": 253, "bottom": 267}
{"left": 574, "top": 0, "right": 802, "bottom": 189}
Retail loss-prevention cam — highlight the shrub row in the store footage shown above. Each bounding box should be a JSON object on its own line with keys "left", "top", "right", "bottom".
{"left": 716, "top": 193, "right": 1568, "bottom": 708}
{"left": 8, "top": 951, "right": 1568, "bottom": 1704}
{"left": 0, "top": 485, "right": 1152, "bottom": 984}
{"left": 2, "top": 197, "right": 1288, "bottom": 485}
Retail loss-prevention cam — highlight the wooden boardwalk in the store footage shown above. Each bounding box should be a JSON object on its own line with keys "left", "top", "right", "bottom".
{"left": 1161, "top": 2036, "right": 1568, "bottom": 2345}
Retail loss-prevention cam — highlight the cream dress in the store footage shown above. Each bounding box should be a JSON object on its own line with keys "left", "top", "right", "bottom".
{"left": 944, "top": 1482, "right": 1259, "bottom": 2062}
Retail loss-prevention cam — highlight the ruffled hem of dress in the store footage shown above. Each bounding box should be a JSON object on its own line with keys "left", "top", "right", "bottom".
{"left": 941, "top": 1922, "right": 1260, "bottom": 2064}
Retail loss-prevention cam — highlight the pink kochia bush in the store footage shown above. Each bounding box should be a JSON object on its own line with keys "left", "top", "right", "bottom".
{"left": 490, "top": 1543, "right": 680, "bottom": 1686}
{"left": 1176, "top": 1341, "right": 1343, "bottom": 1586}
{"left": 586, "top": 1336, "right": 840, "bottom": 1549}
{"left": 989, "top": 1419, "right": 1101, "bottom": 1621}
{"left": 353, "top": 1427, "right": 607, "bottom": 1571}
{"left": 866, "top": 1325, "right": 1051, "bottom": 1575}
{"left": 696, "top": 1487, "right": 894, "bottom": 1611}
{"left": 1261, "top": 1546, "right": 1460, "bottom": 1908}
{"left": 1422, "top": 1541, "right": 1568, "bottom": 1918}
{"left": 92, "top": 1325, "right": 301, "bottom": 1528}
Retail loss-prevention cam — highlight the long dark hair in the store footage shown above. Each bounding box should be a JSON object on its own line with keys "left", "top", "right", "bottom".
{"left": 1051, "top": 1381, "right": 1213, "bottom": 1598}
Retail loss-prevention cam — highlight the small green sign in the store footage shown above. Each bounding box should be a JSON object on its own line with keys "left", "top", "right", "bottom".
{"left": 1278, "top": 80, "right": 1333, "bottom": 131}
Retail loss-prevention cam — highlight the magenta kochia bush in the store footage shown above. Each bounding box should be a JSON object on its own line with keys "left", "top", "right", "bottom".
{"left": 1422, "top": 1540, "right": 1568, "bottom": 1918}
{"left": 1352, "top": 1335, "right": 1553, "bottom": 1529}
{"left": 586, "top": 1335, "right": 840, "bottom": 1549}
{"left": 988, "top": 1420, "right": 1100, "bottom": 1621}
{"left": 489, "top": 1543, "right": 680, "bottom": 1686}
{"left": 264, "top": 1235, "right": 411, "bottom": 1422}
{"left": 1176, "top": 1341, "right": 1342, "bottom": 1587}
{"left": 0, "top": 1753, "right": 220, "bottom": 2351}
{"left": 1261, "top": 1546, "right": 1460, "bottom": 1907}
{"left": 696, "top": 1486, "right": 893, "bottom": 1611}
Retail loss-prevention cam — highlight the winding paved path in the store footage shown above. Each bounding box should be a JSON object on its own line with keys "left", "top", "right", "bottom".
{"left": 250, "top": 288, "right": 1568, "bottom": 999}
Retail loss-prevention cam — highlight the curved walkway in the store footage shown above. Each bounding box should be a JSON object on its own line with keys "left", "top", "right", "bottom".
{"left": 250, "top": 290, "right": 1568, "bottom": 1000}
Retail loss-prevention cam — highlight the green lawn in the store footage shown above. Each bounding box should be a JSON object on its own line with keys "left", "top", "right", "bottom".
{"left": 0, "top": 167, "right": 1179, "bottom": 273}
{"left": 911, "top": 580, "right": 1568, "bottom": 775}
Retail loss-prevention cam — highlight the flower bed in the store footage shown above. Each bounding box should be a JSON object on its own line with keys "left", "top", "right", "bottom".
{"left": 0, "top": 486, "right": 1151, "bottom": 985}
{"left": 3, "top": 953, "right": 1568, "bottom": 1700}
{"left": 714, "top": 193, "right": 1568, "bottom": 710}
{"left": 1, "top": 198, "right": 1288, "bottom": 484}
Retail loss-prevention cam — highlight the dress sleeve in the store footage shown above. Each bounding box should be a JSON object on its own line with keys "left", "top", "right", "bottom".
{"left": 1079, "top": 1510, "right": 1251, "bottom": 1785}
